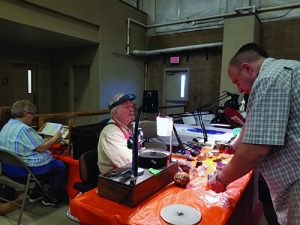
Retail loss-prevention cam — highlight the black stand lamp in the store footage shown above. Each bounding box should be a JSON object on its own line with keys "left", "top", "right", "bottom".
{"left": 197, "top": 91, "right": 240, "bottom": 140}
{"left": 131, "top": 90, "right": 158, "bottom": 183}
{"left": 210, "top": 106, "right": 231, "bottom": 128}
{"left": 224, "top": 93, "right": 240, "bottom": 110}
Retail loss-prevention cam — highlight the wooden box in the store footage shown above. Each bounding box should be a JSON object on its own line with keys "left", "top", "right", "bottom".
{"left": 98, "top": 162, "right": 178, "bottom": 207}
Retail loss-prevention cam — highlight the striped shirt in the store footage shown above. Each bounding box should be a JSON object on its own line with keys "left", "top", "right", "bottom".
{"left": 244, "top": 58, "right": 300, "bottom": 224}
{"left": 0, "top": 119, "right": 53, "bottom": 167}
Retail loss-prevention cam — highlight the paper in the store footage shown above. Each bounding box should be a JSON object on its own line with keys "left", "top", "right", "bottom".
{"left": 39, "top": 122, "right": 69, "bottom": 139}
{"left": 39, "top": 122, "right": 62, "bottom": 136}
{"left": 149, "top": 168, "right": 160, "bottom": 175}
{"left": 60, "top": 126, "right": 69, "bottom": 139}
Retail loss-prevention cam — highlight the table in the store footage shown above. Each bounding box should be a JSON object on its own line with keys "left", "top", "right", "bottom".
{"left": 70, "top": 124, "right": 257, "bottom": 225}
{"left": 176, "top": 123, "right": 234, "bottom": 144}
{"left": 52, "top": 153, "right": 81, "bottom": 199}
{"left": 153, "top": 123, "right": 234, "bottom": 148}
{"left": 70, "top": 156, "right": 253, "bottom": 225}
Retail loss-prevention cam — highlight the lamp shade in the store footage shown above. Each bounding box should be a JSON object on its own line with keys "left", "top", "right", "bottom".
{"left": 156, "top": 116, "right": 173, "bottom": 136}
{"left": 210, "top": 106, "right": 230, "bottom": 128}
{"left": 224, "top": 107, "right": 245, "bottom": 128}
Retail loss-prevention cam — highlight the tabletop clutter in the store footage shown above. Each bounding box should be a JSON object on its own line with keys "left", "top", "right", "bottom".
{"left": 173, "top": 139, "right": 235, "bottom": 188}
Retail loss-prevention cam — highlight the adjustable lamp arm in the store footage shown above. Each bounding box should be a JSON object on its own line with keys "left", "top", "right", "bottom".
{"left": 198, "top": 91, "right": 232, "bottom": 112}
{"left": 172, "top": 124, "right": 185, "bottom": 154}
{"left": 198, "top": 112, "right": 208, "bottom": 143}
{"left": 197, "top": 91, "right": 233, "bottom": 143}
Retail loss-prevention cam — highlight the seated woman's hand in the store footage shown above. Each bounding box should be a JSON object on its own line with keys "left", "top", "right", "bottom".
{"left": 53, "top": 131, "right": 62, "bottom": 142}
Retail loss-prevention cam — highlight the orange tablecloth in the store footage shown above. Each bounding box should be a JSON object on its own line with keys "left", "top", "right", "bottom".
{"left": 52, "top": 153, "right": 81, "bottom": 199}
{"left": 70, "top": 170, "right": 252, "bottom": 225}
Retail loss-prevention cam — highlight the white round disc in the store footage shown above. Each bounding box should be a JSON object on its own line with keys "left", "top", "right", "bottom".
{"left": 160, "top": 204, "right": 201, "bottom": 225}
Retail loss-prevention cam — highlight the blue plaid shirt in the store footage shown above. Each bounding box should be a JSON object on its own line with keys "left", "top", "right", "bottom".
{"left": 244, "top": 58, "right": 300, "bottom": 224}
{"left": 0, "top": 119, "right": 53, "bottom": 167}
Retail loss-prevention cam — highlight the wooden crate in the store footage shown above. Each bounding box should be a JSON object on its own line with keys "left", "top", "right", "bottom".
{"left": 98, "top": 162, "right": 178, "bottom": 208}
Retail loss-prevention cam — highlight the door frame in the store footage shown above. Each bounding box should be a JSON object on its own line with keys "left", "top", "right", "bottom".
{"left": 70, "top": 64, "right": 91, "bottom": 112}
{"left": 163, "top": 67, "right": 189, "bottom": 115}
{"left": 10, "top": 61, "right": 39, "bottom": 106}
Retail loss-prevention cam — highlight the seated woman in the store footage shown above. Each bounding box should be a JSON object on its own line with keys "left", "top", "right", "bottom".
{"left": 0, "top": 100, "right": 68, "bottom": 206}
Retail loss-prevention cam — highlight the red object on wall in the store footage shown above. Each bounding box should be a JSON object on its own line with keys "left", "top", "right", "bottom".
{"left": 170, "top": 56, "right": 180, "bottom": 64}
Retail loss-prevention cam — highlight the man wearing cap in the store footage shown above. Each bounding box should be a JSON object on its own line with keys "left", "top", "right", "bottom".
{"left": 97, "top": 93, "right": 136, "bottom": 174}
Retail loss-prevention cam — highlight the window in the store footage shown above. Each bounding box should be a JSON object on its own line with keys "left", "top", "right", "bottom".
{"left": 27, "top": 69, "right": 32, "bottom": 94}
{"left": 180, "top": 74, "right": 186, "bottom": 98}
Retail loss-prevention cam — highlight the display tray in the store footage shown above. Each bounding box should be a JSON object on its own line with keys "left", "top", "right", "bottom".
{"left": 98, "top": 162, "right": 178, "bottom": 207}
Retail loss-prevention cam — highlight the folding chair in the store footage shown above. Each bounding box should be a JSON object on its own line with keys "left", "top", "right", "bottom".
{"left": 73, "top": 150, "right": 99, "bottom": 193}
{"left": 0, "top": 149, "right": 49, "bottom": 225}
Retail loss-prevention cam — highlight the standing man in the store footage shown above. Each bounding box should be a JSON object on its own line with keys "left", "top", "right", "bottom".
{"left": 208, "top": 43, "right": 300, "bottom": 225}
{"left": 97, "top": 93, "right": 136, "bottom": 174}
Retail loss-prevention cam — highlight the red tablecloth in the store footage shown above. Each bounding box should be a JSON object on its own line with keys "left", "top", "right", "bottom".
{"left": 70, "top": 170, "right": 252, "bottom": 225}
{"left": 52, "top": 153, "right": 80, "bottom": 199}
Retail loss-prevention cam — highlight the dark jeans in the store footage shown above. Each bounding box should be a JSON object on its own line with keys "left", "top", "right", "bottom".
{"left": 258, "top": 174, "right": 280, "bottom": 225}
{"left": 3, "top": 159, "right": 68, "bottom": 198}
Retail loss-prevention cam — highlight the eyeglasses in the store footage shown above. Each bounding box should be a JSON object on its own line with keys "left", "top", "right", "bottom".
{"left": 25, "top": 112, "right": 35, "bottom": 115}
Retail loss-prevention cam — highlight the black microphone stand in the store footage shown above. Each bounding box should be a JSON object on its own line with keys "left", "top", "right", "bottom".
{"left": 172, "top": 124, "right": 185, "bottom": 154}
{"left": 196, "top": 110, "right": 208, "bottom": 143}
{"left": 196, "top": 91, "right": 233, "bottom": 143}
{"left": 197, "top": 91, "right": 232, "bottom": 111}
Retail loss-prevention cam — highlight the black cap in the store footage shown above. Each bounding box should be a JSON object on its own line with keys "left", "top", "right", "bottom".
{"left": 109, "top": 93, "right": 136, "bottom": 110}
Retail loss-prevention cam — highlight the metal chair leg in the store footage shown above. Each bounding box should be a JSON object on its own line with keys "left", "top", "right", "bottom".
{"left": 17, "top": 174, "right": 31, "bottom": 225}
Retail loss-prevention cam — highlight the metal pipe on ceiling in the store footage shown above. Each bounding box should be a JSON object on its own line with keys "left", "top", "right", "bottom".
{"left": 131, "top": 42, "right": 222, "bottom": 56}
{"left": 146, "top": 2, "right": 300, "bottom": 29}
{"left": 126, "top": 18, "right": 147, "bottom": 55}
{"left": 147, "top": 12, "right": 236, "bottom": 29}
{"left": 127, "top": 17, "right": 225, "bottom": 56}
{"left": 127, "top": 2, "right": 300, "bottom": 56}
{"left": 257, "top": 2, "right": 300, "bottom": 13}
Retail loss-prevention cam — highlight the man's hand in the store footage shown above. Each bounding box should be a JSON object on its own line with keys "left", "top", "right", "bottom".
{"left": 207, "top": 172, "right": 227, "bottom": 193}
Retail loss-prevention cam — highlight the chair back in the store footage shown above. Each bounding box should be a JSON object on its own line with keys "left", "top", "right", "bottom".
{"left": 0, "top": 150, "right": 26, "bottom": 191}
{"left": 79, "top": 150, "right": 99, "bottom": 187}
{"left": 0, "top": 148, "right": 48, "bottom": 225}
{"left": 139, "top": 120, "right": 158, "bottom": 140}
{"left": 71, "top": 122, "right": 108, "bottom": 160}
{"left": 0, "top": 149, "right": 31, "bottom": 175}
{"left": 139, "top": 120, "right": 167, "bottom": 150}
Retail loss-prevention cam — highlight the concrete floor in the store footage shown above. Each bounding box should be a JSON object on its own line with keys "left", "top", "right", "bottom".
{"left": 0, "top": 202, "right": 77, "bottom": 225}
